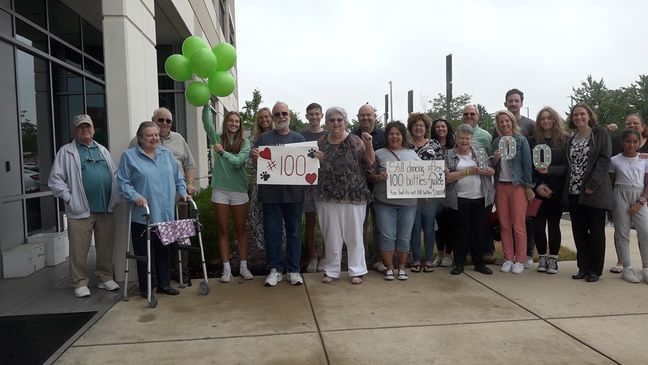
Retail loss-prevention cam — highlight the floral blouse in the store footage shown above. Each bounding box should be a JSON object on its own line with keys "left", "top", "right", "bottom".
{"left": 409, "top": 138, "right": 444, "bottom": 161}
{"left": 316, "top": 133, "right": 372, "bottom": 204}
{"left": 568, "top": 134, "right": 591, "bottom": 194}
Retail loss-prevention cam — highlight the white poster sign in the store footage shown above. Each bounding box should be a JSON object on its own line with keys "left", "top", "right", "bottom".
{"left": 386, "top": 160, "right": 446, "bottom": 199}
{"left": 256, "top": 145, "right": 319, "bottom": 185}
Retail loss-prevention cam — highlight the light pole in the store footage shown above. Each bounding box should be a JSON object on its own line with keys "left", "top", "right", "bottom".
{"left": 388, "top": 81, "right": 393, "bottom": 122}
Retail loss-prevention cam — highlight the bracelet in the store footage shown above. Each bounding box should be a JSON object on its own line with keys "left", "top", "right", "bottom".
{"left": 636, "top": 196, "right": 647, "bottom": 205}
{"left": 465, "top": 169, "right": 469, "bottom": 176}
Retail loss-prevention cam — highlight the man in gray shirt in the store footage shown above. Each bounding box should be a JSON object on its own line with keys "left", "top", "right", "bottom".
{"left": 504, "top": 88, "right": 535, "bottom": 137}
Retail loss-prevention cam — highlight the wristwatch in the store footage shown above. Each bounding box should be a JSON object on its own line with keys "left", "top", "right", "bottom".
{"left": 637, "top": 196, "right": 647, "bottom": 205}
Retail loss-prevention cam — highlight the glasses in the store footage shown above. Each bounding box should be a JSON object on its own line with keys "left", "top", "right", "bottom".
{"left": 273, "top": 111, "right": 289, "bottom": 118}
{"left": 463, "top": 112, "right": 476, "bottom": 117}
{"left": 157, "top": 118, "right": 172, "bottom": 124}
{"left": 328, "top": 118, "right": 344, "bottom": 123}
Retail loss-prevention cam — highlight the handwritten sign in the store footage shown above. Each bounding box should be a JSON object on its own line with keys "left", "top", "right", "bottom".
{"left": 257, "top": 145, "right": 320, "bottom": 185}
{"left": 386, "top": 160, "right": 446, "bottom": 199}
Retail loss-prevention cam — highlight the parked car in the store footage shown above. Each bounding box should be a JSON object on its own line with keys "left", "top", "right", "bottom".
{"left": 24, "top": 168, "right": 40, "bottom": 192}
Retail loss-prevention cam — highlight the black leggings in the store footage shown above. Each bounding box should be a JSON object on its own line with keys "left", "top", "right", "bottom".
{"left": 568, "top": 195, "right": 606, "bottom": 276}
{"left": 534, "top": 198, "right": 563, "bottom": 255}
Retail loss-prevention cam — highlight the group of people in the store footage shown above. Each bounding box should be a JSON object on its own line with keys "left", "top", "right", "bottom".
{"left": 49, "top": 88, "right": 648, "bottom": 298}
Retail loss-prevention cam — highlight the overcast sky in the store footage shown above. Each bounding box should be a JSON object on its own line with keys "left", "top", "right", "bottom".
{"left": 235, "top": 0, "right": 647, "bottom": 124}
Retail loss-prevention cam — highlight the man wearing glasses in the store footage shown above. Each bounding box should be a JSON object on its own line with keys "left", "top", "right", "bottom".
{"left": 250, "top": 102, "right": 306, "bottom": 287}
{"left": 49, "top": 115, "right": 121, "bottom": 298}
{"left": 462, "top": 104, "right": 492, "bottom": 155}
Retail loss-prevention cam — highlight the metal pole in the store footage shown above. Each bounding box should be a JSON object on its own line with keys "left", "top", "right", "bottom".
{"left": 446, "top": 54, "right": 453, "bottom": 121}
{"left": 389, "top": 81, "right": 393, "bottom": 122}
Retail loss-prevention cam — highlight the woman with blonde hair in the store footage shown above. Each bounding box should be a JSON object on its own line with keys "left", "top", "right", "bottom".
{"left": 202, "top": 108, "right": 252, "bottom": 282}
{"left": 491, "top": 110, "right": 534, "bottom": 274}
{"left": 529, "top": 107, "right": 568, "bottom": 273}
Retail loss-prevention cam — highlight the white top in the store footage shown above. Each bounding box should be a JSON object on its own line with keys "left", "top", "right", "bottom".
{"left": 499, "top": 156, "right": 513, "bottom": 182}
{"left": 610, "top": 153, "right": 648, "bottom": 188}
{"left": 456, "top": 154, "right": 483, "bottom": 199}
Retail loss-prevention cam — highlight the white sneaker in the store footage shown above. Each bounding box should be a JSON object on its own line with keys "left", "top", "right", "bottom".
{"left": 397, "top": 269, "right": 408, "bottom": 281}
{"left": 98, "top": 280, "right": 120, "bottom": 291}
{"left": 431, "top": 256, "right": 443, "bottom": 267}
{"left": 642, "top": 268, "right": 648, "bottom": 284}
{"left": 373, "top": 261, "right": 387, "bottom": 273}
{"left": 501, "top": 261, "right": 513, "bottom": 273}
{"left": 264, "top": 268, "right": 283, "bottom": 287}
{"left": 524, "top": 256, "right": 533, "bottom": 269}
{"left": 240, "top": 267, "right": 253, "bottom": 280}
{"left": 512, "top": 262, "right": 525, "bottom": 274}
{"left": 317, "top": 258, "right": 325, "bottom": 272}
{"left": 622, "top": 268, "right": 640, "bottom": 283}
{"left": 74, "top": 286, "right": 91, "bottom": 298}
{"left": 220, "top": 271, "right": 233, "bottom": 283}
{"left": 440, "top": 256, "right": 453, "bottom": 267}
{"left": 287, "top": 272, "right": 304, "bottom": 285}
{"left": 306, "top": 258, "right": 318, "bottom": 273}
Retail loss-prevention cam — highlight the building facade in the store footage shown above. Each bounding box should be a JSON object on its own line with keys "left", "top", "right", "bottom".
{"left": 0, "top": 0, "right": 237, "bottom": 277}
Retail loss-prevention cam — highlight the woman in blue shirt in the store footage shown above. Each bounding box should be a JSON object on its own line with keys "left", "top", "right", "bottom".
{"left": 117, "top": 121, "right": 189, "bottom": 297}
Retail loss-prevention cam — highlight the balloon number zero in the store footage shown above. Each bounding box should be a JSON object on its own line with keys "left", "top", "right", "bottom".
{"left": 281, "top": 154, "right": 307, "bottom": 176}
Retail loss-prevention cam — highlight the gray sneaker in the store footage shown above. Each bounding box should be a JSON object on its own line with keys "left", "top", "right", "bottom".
{"left": 264, "top": 268, "right": 283, "bottom": 287}
{"left": 536, "top": 256, "right": 548, "bottom": 272}
{"left": 546, "top": 257, "right": 558, "bottom": 274}
{"left": 287, "top": 272, "right": 304, "bottom": 285}
{"left": 524, "top": 256, "right": 533, "bottom": 269}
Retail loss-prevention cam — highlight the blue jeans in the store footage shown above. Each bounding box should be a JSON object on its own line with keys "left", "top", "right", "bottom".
{"left": 411, "top": 199, "right": 440, "bottom": 262}
{"left": 374, "top": 203, "right": 417, "bottom": 252}
{"left": 263, "top": 202, "right": 303, "bottom": 273}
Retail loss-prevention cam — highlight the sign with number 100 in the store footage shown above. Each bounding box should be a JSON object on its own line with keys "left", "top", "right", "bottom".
{"left": 256, "top": 145, "right": 320, "bottom": 185}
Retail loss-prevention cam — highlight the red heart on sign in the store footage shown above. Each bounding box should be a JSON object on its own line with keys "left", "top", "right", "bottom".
{"left": 259, "top": 147, "right": 272, "bottom": 160}
{"left": 305, "top": 173, "right": 317, "bottom": 185}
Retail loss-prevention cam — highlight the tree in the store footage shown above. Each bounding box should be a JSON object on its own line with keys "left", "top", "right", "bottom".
{"left": 240, "top": 88, "right": 263, "bottom": 131}
{"left": 476, "top": 104, "right": 494, "bottom": 133}
{"left": 570, "top": 75, "right": 642, "bottom": 127}
{"left": 289, "top": 110, "right": 306, "bottom": 132}
{"left": 425, "top": 93, "right": 472, "bottom": 126}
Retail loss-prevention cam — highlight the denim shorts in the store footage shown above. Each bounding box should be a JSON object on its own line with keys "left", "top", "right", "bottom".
{"left": 374, "top": 203, "right": 417, "bottom": 252}
{"left": 211, "top": 188, "right": 249, "bottom": 206}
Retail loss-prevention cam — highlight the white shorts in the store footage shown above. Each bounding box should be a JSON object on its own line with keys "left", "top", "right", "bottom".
{"left": 211, "top": 188, "right": 249, "bottom": 206}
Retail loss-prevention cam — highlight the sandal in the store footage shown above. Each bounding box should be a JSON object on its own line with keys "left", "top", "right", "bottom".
{"left": 411, "top": 264, "right": 421, "bottom": 273}
{"left": 322, "top": 275, "right": 335, "bottom": 283}
{"left": 351, "top": 276, "right": 363, "bottom": 285}
{"left": 423, "top": 264, "right": 434, "bottom": 273}
{"left": 610, "top": 265, "right": 623, "bottom": 274}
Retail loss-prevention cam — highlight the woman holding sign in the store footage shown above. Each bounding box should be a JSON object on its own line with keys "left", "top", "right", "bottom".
{"left": 445, "top": 124, "right": 495, "bottom": 275}
{"left": 316, "top": 106, "right": 374, "bottom": 285}
{"left": 528, "top": 107, "right": 567, "bottom": 273}
{"left": 369, "top": 122, "right": 420, "bottom": 281}
{"left": 202, "top": 107, "right": 253, "bottom": 282}
{"left": 564, "top": 103, "right": 612, "bottom": 283}
{"left": 407, "top": 113, "right": 444, "bottom": 272}
{"left": 491, "top": 110, "right": 534, "bottom": 275}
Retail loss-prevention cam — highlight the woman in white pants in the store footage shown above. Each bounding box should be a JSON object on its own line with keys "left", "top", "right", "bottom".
{"left": 610, "top": 128, "right": 648, "bottom": 283}
{"left": 315, "top": 106, "right": 375, "bottom": 284}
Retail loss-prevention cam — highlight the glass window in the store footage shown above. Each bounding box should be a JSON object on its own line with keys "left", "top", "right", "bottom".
{"left": 85, "top": 79, "right": 107, "bottom": 146}
{"left": 0, "top": 9, "right": 11, "bottom": 37}
{"left": 16, "top": 19, "right": 48, "bottom": 53}
{"left": 15, "top": 0, "right": 46, "bottom": 29}
{"left": 84, "top": 56, "right": 104, "bottom": 79}
{"left": 0, "top": 0, "right": 11, "bottom": 10}
{"left": 51, "top": 38, "right": 82, "bottom": 69}
{"left": 16, "top": 50, "right": 53, "bottom": 195}
{"left": 26, "top": 195, "right": 57, "bottom": 233}
{"left": 82, "top": 20, "right": 103, "bottom": 62}
{"left": 48, "top": 0, "right": 81, "bottom": 49}
{"left": 52, "top": 64, "right": 84, "bottom": 149}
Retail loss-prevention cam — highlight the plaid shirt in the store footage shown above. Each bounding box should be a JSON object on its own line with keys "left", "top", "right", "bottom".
{"left": 444, "top": 145, "right": 495, "bottom": 210}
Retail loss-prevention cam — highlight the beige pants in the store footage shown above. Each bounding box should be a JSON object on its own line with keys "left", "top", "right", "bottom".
{"left": 67, "top": 213, "right": 115, "bottom": 288}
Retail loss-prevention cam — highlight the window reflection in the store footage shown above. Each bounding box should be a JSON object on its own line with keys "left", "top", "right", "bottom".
{"left": 51, "top": 38, "right": 82, "bottom": 69}
{"left": 48, "top": 0, "right": 81, "bottom": 49}
{"left": 52, "top": 64, "right": 84, "bottom": 149}
{"left": 15, "top": 0, "right": 46, "bottom": 29}
{"left": 26, "top": 195, "right": 57, "bottom": 233}
{"left": 86, "top": 79, "right": 107, "bottom": 146}
{"left": 17, "top": 50, "right": 52, "bottom": 194}
{"left": 16, "top": 19, "right": 48, "bottom": 53}
{"left": 82, "top": 20, "right": 103, "bottom": 62}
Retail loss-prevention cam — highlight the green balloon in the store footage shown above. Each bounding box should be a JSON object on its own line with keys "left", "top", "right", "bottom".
{"left": 207, "top": 71, "right": 236, "bottom": 97}
{"left": 190, "top": 48, "right": 218, "bottom": 78}
{"left": 212, "top": 42, "right": 237, "bottom": 71}
{"left": 164, "top": 54, "right": 192, "bottom": 81}
{"left": 185, "top": 81, "right": 211, "bottom": 106}
{"left": 182, "top": 36, "right": 208, "bottom": 58}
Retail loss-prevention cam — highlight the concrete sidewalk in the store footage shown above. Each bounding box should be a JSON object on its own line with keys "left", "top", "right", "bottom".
{"left": 56, "top": 222, "right": 648, "bottom": 364}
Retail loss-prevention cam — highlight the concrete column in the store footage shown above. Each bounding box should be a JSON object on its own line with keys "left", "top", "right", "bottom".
{"left": 102, "top": 0, "right": 158, "bottom": 281}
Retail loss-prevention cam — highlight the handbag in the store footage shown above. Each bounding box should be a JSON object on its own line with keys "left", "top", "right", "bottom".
{"left": 526, "top": 198, "right": 543, "bottom": 218}
{"left": 154, "top": 219, "right": 196, "bottom": 246}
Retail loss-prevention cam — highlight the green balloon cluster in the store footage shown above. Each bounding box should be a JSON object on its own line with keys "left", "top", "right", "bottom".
{"left": 164, "top": 36, "right": 238, "bottom": 106}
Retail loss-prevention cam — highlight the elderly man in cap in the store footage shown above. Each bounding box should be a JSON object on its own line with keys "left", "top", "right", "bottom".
{"left": 49, "top": 114, "right": 121, "bottom": 298}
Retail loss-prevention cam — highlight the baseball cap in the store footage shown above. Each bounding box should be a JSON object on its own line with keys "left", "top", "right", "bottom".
{"left": 73, "top": 114, "right": 94, "bottom": 128}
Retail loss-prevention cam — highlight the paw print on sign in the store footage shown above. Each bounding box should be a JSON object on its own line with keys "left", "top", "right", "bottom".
{"left": 307, "top": 148, "right": 316, "bottom": 159}
{"left": 260, "top": 171, "right": 271, "bottom": 181}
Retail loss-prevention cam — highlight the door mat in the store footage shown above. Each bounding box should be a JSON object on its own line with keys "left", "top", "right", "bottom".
{"left": 0, "top": 311, "right": 97, "bottom": 365}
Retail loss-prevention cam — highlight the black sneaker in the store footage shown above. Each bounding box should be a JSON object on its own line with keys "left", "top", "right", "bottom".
{"left": 474, "top": 265, "right": 493, "bottom": 275}
{"left": 537, "top": 256, "right": 548, "bottom": 272}
{"left": 546, "top": 257, "right": 558, "bottom": 274}
{"left": 450, "top": 266, "right": 464, "bottom": 275}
